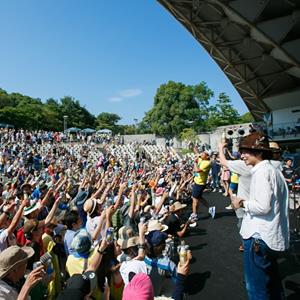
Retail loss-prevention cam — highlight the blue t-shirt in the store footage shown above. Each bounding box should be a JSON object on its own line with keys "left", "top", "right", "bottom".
{"left": 64, "top": 229, "right": 76, "bottom": 256}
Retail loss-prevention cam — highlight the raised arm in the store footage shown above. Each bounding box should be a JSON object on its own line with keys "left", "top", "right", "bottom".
{"left": 113, "top": 182, "right": 127, "bottom": 211}
{"left": 86, "top": 238, "right": 109, "bottom": 272}
{"left": 42, "top": 194, "right": 61, "bottom": 227}
{"left": 7, "top": 199, "right": 28, "bottom": 236}
{"left": 218, "top": 142, "right": 229, "bottom": 168}
{"left": 0, "top": 202, "right": 15, "bottom": 228}
{"left": 155, "top": 191, "right": 168, "bottom": 215}
{"left": 91, "top": 209, "right": 106, "bottom": 242}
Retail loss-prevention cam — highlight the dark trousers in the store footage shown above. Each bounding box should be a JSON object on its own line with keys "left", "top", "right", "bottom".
{"left": 243, "top": 238, "right": 284, "bottom": 300}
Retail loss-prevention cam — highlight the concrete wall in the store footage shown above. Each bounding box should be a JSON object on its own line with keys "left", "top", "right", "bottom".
{"left": 121, "top": 123, "right": 254, "bottom": 151}
{"left": 122, "top": 134, "right": 156, "bottom": 144}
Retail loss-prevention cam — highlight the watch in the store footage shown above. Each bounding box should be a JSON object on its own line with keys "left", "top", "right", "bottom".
{"left": 138, "top": 243, "right": 146, "bottom": 250}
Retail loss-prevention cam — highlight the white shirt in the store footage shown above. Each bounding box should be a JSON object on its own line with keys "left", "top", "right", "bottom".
{"left": 270, "top": 160, "right": 283, "bottom": 171}
{"left": 240, "top": 160, "right": 289, "bottom": 251}
{"left": 0, "top": 279, "right": 19, "bottom": 300}
{"left": 227, "top": 160, "right": 252, "bottom": 200}
{"left": 227, "top": 160, "right": 252, "bottom": 219}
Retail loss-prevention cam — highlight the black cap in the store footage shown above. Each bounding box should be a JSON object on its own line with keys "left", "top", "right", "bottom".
{"left": 56, "top": 271, "right": 97, "bottom": 300}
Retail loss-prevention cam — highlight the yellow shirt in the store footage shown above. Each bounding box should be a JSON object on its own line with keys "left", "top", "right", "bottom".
{"left": 231, "top": 172, "right": 239, "bottom": 184}
{"left": 42, "top": 233, "right": 61, "bottom": 300}
{"left": 194, "top": 158, "right": 211, "bottom": 185}
{"left": 66, "top": 249, "right": 96, "bottom": 276}
{"left": 66, "top": 249, "right": 102, "bottom": 299}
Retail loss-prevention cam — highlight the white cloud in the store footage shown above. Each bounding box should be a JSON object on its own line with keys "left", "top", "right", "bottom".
{"left": 107, "top": 88, "right": 142, "bottom": 103}
{"left": 108, "top": 96, "right": 123, "bottom": 102}
{"left": 119, "top": 88, "right": 142, "bottom": 98}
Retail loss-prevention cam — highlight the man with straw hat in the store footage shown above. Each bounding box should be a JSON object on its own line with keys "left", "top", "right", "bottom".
{"left": 230, "top": 132, "right": 289, "bottom": 299}
{"left": 118, "top": 224, "right": 148, "bottom": 286}
{"left": 165, "top": 201, "right": 190, "bottom": 238}
{"left": 0, "top": 245, "right": 45, "bottom": 299}
{"left": 269, "top": 141, "right": 283, "bottom": 171}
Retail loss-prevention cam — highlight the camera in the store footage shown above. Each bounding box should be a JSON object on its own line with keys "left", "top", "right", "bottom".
{"left": 33, "top": 252, "right": 53, "bottom": 280}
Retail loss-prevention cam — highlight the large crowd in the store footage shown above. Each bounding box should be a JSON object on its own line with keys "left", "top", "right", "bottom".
{"left": 0, "top": 128, "right": 297, "bottom": 300}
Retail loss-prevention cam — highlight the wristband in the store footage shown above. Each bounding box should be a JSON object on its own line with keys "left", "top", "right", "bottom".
{"left": 138, "top": 243, "right": 146, "bottom": 250}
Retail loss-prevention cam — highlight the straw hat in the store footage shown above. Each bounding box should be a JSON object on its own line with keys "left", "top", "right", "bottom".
{"left": 143, "top": 205, "right": 152, "bottom": 213}
{"left": 117, "top": 226, "right": 139, "bottom": 250}
{"left": 23, "top": 202, "right": 41, "bottom": 216}
{"left": 118, "top": 237, "right": 140, "bottom": 250}
{"left": 23, "top": 219, "right": 39, "bottom": 234}
{"left": 83, "top": 199, "right": 97, "bottom": 215}
{"left": 0, "top": 246, "right": 34, "bottom": 279}
{"left": 146, "top": 219, "right": 168, "bottom": 234}
{"left": 171, "top": 201, "right": 187, "bottom": 212}
{"left": 269, "top": 141, "right": 282, "bottom": 153}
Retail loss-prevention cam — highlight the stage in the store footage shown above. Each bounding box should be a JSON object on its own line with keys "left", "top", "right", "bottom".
{"left": 184, "top": 192, "right": 300, "bottom": 300}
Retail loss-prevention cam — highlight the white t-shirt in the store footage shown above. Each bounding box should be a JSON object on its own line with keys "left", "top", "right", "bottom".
{"left": 119, "top": 260, "right": 148, "bottom": 286}
{"left": 85, "top": 216, "right": 105, "bottom": 244}
{"left": 0, "top": 229, "right": 17, "bottom": 253}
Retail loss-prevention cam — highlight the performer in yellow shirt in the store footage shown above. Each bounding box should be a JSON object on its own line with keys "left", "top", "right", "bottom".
{"left": 189, "top": 151, "right": 215, "bottom": 227}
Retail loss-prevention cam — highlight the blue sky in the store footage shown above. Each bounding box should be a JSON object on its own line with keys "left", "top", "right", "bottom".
{"left": 0, "top": 0, "right": 248, "bottom": 124}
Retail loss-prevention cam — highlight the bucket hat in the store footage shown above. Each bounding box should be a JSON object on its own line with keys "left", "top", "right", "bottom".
{"left": 0, "top": 246, "right": 34, "bottom": 279}
{"left": 117, "top": 226, "right": 139, "bottom": 250}
{"left": 171, "top": 201, "right": 187, "bottom": 212}
{"left": 146, "top": 219, "right": 168, "bottom": 234}
{"left": 71, "top": 229, "right": 92, "bottom": 255}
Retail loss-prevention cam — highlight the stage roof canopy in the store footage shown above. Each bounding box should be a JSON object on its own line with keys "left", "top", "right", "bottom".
{"left": 158, "top": 0, "right": 300, "bottom": 120}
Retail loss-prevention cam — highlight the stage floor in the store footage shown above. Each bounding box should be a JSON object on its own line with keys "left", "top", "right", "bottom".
{"left": 183, "top": 192, "right": 300, "bottom": 300}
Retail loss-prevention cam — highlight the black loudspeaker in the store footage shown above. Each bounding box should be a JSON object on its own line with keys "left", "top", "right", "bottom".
{"left": 227, "top": 129, "right": 234, "bottom": 136}
{"left": 238, "top": 129, "right": 245, "bottom": 136}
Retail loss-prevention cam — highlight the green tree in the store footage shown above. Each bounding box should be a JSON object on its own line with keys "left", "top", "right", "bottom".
{"left": 118, "top": 124, "right": 136, "bottom": 135}
{"left": 141, "top": 81, "right": 214, "bottom": 137}
{"left": 0, "top": 89, "right": 96, "bottom": 130}
{"left": 240, "top": 112, "right": 254, "bottom": 123}
{"left": 43, "top": 99, "right": 63, "bottom": 130}
{"left": 180, "top": 128, "right": 199, "bottom": 143}
{"left": 95, "top": 112, "right": 121, "bottom": 133}
{"left": 205, "top": 93, "right": 240, "bottom": 129}
{"left": 60, "top": 96, "right": 96, "bottom": 129}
